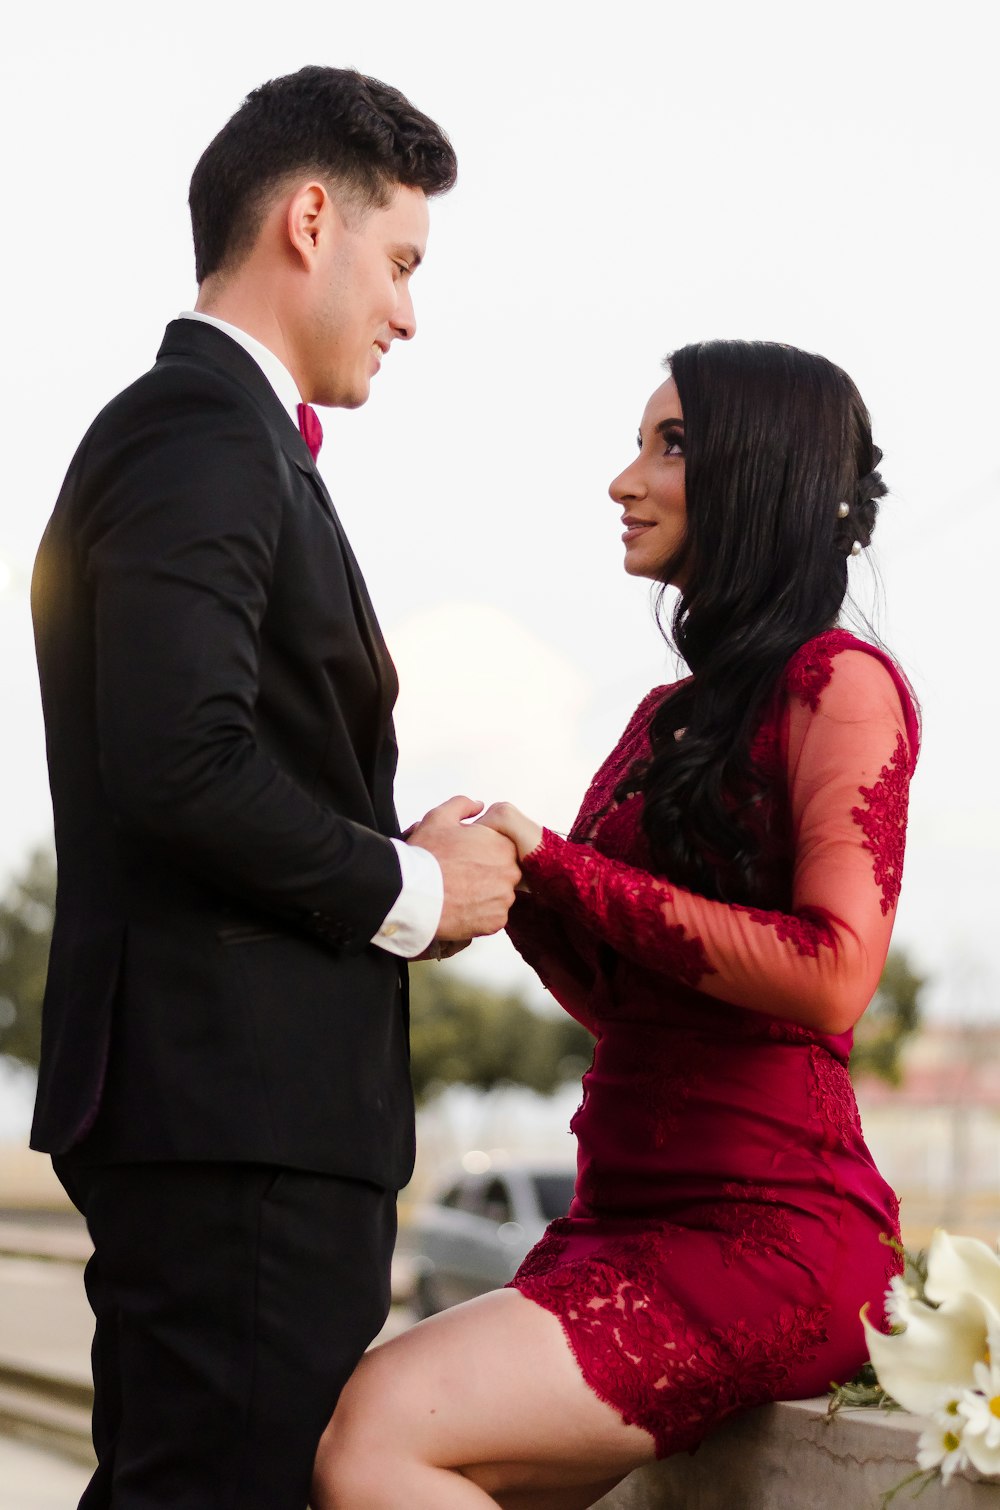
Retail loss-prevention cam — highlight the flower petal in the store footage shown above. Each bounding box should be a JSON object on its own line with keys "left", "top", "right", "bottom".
{"left": 916, "top": 1414, "right": 970, "bottom": 1479}
{"left": 925, "top": 1229, "right": 1000, "bottom": 1314}
{"left": 884, "top": 1274, "right": 917, "bottom": 1328}
{"left": 862, "top": 1295, "right": 988, "bottom": 1415}
{"left": 963, "top": 1428, "right": 1000, "bottom": 1477}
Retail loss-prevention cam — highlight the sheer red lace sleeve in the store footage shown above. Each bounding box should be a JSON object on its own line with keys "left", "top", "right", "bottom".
{"left": 505, "top": 894, "right": 599, "bottom": 1033}
{"left": 505, "top": 686, "right": 672, "bottom": 1034}
{"left": 518, "top": 646, "right": 918, "bottom": 1035}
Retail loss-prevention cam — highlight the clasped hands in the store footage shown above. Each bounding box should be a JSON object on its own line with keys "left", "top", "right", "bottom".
{"left": 404, "top": 795, "right": 542, "bottom": 959}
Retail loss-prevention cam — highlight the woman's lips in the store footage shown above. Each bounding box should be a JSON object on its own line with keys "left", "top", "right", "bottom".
{"left": 621, "top": 517, "right": 655, "bottom": 544}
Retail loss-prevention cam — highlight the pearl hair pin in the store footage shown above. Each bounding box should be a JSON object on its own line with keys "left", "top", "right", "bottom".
{"left": 836, "top": 501, "right": 850, "bottom": 518}
{"left": 850, "top": 540, "right": 862, "bottom": 556}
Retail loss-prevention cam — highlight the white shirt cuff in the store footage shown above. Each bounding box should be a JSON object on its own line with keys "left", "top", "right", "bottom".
{"left": 371, "top": 839, "right": 444, "bottom": 958}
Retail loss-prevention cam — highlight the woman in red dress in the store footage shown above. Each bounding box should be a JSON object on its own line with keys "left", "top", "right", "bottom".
{"left": 313, "top": 340, "right": 918, "bottom": 1509}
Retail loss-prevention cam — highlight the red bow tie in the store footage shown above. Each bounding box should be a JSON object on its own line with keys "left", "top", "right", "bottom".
{"left": 297, "top": 402, "right": 323, "bottom": 462}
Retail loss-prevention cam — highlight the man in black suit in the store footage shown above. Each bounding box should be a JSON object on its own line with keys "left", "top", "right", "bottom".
{"left": 31, "top": 66, "right": 519, "bottom": 1507}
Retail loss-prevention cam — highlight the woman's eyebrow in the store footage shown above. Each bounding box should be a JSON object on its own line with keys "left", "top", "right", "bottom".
{"left": 637, "top": 418, "right": 685, "bottom": 447}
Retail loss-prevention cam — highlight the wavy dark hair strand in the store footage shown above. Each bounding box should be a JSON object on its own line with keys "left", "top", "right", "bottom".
{"left": 619, "top": 341, "right": 886, "bottom": 906}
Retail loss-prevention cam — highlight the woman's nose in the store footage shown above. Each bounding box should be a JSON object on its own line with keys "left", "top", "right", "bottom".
{"left": 609, "top": 462, "right": 644, "bottom": 505}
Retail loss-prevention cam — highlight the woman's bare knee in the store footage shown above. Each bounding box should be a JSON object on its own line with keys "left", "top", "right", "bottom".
{"left": 313, "top": 1357, "right": 399, "bottom": 1508}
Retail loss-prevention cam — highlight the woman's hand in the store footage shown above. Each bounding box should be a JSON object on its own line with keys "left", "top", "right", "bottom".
{"left": 477, "top": 802, "right": 544, "bottom": 862}
{"left": 413, "top": 939, "right": 472, "bottom": 962}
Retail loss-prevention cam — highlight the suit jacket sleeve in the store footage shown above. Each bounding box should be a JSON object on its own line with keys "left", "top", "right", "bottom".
{"left": 77, "top": 375, "right": 401, "bottom": 948}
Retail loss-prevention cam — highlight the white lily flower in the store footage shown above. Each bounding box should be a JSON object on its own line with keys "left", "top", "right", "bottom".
{"left": 884, "top": 1274, "right": 916, "bottom": 1329}
{"left": 916, "top": 1407, "right": 969, "bottom": 1483}
{"left": 956, "top": 1356, "right": 1000, "bottom": 1476}
{"left": 861, "top": 1231, "right": 1000, "bottom": 1494}
{"left": 924, "top": 1229, "right": 1000, "bottom": 1318}
{"left": 862, "top": 1288, "right": 992, "bottom": 1416}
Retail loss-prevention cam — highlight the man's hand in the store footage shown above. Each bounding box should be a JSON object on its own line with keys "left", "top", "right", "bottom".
{"left": 406, "top": 796, "right": 521, "bottom": 941}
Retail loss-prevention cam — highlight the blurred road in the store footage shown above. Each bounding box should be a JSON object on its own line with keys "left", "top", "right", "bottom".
{"left": 0, "top": 1254, "right": 92, "bottom": 1384}
{"left": 0, "top": 1231, "right": 415, "bottom": 1509}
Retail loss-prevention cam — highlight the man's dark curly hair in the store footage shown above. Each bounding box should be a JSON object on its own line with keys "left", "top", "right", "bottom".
{"left": 189, "top": 66, "right": 457, "bottom": 284}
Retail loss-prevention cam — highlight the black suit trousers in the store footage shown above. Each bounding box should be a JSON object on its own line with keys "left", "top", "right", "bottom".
{"left": 55, "top": 1160, "right": 397, "bottom": 1509}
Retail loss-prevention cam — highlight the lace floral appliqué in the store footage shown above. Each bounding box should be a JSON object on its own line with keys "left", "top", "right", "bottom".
{"left": 714, "top": 1182, "right": 802, "bottom": 1266}
{"left": 809, "top": 1045, "right": 862, "bottom": 1145}
{"left": 521, "top": 831, "right": 714, "bottom": 989}
{"left": 636, "top": 1057, "right": 706, "bottom": 1148}
{"left": 511, "top": 1223, "right": 571, "bottom": 1282}
{"left": 569, "top": 686, "right": 674, "bottom": 845}
{"left": 784, "top": 629, "right": 858, "bottom": 710}
{"left": 851, "top": 731, "right": 910, "bottom": 915}
{"left": 880, "top": 1192, "right": 904, "bottom": 1315}
{"left": 510, "top": 1231, "right": 829, "bottom": 1457}
{"left": 766, "top": 1020, "right": 816, "bottom": 1046}
{"left": 738, "top": 904, "right": 836, "bottom": 958}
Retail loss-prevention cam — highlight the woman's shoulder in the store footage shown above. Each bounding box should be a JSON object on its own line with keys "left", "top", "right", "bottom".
{"left": 782, "top": 629, "right": 920, "bottom": 765}
{"left": 579, "top": 680, "right": 686, "bottom": 811}
{"left": 619, "top": 678, "right": 690, "bottom": 743}
{"left": 634, "top": 680, "right": 682, "bottom": 718}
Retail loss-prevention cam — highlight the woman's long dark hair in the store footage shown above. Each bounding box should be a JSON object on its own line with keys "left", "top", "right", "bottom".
{"left": 625, "top": 340, "right": 886, "bottom": 905}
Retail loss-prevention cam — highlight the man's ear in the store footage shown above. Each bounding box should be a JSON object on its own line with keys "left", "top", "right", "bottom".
{"left": 285, "top": 181, "right": 340, "bottom": 270}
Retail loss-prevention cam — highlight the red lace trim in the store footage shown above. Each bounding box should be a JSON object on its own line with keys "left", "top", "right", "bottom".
{"left": 784, "top": 629, "right": 860, "bottom": 710}
{"left": 636, "top": 1057, "right": 706, "bottom": 1148}
{"left": 736, "top": 903, "right": 836, "bottom": 957}
{"left": 511, "top": 1221, "right": 572, "bottom": 1282}
{"left": 506, "top": 895, "right": 588, "bottom": 992}
{"left": 521, "top": 830, "right": 714, "bottom": 989}
{"left": 850, "top": 731, "right": 910, "bottom": 916}
{"left": 881, "top": 1194, "right": 904, "bottom": 1310}
{"left": 569, "top": 1042, "right": 600, "bottom": 1137}
{"left": 809, "top": 1046, "right": 862, "bottom": 1145}
{"left": 766, "top": 1020, "right": 816, "bottom": 1046}
{"left": 569, "top": 686, "right": 674, "bottom": 844}
{"left": 506, "top": 898, "right": 558, "bottom": 983}
{"left": 714, "top": 1182, "right": 802, "bottom": 1266}
{"left": 510, "top": 1229, "right": 829, "bottom": 1457}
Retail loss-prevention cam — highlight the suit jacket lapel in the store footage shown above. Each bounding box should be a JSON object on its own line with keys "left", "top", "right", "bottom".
{"left": 155, "top": 320, "right": 399, "bottom": 800}
{"left": 292, "top": 455, "right": 400, "bottom": 741}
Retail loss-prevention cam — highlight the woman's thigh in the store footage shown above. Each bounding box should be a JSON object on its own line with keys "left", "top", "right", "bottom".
{"left": 316, "top": 1288, "right": 656, "bottom": 1498}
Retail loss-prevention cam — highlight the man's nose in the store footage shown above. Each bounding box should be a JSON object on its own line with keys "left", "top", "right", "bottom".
{"left": 392, "top": 285, "right": 416, "bottom": 341}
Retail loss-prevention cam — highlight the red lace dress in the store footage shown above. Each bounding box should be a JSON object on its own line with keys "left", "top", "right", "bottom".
{"left": 505, "top": 629, "right": 919, "bottom": 1458}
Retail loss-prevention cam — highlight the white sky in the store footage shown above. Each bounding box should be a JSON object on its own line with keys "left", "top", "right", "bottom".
{"left": 2, "top": 0, "right": 998, "bottom": 1023}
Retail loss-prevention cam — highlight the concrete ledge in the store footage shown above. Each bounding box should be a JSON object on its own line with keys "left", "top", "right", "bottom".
{"left": 594, "top": 1397, "right": 994, "bottom": 1509}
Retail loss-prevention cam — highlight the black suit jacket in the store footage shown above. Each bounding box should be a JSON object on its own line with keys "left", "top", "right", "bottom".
{"left": 31, "top": 320, "right": 416, "bottom": 1189}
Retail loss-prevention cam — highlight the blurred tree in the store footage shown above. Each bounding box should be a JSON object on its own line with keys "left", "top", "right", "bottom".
{"left": 408, "top": 962, "right": 592, "bottom": 1104}
{"left": 0, "top": 846, "right": 55, "bottom": 1069}
{"left": 0, "top": 843, "right": 924, "bottom": 1097}
{"left": 849, "top": 948, "right": 925, "bottom": 1085}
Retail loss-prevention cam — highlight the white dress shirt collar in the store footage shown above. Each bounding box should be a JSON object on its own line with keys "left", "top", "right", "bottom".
{"left": 178, "top": 311, "right": 302, "bottom": 428}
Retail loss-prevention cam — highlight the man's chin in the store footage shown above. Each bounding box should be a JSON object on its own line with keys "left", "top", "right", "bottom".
{"left": 316, "top": 379, "right": 370, "bottom": 411}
